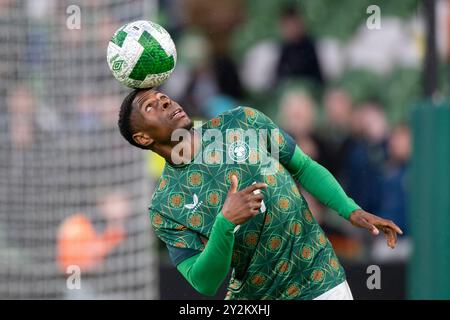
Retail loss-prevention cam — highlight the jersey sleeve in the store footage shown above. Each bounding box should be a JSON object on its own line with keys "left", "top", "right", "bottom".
{"left": 149, "top": 208, "right": 204, "bottom": 266}
{"left": 175, "top": 212, "right": 236, "bottom": 296}
{"left": 239, "top": 106, "right": 297, "bottom": 167}
{"left": 287, "top": 145, "right": 361, "bottom": 220}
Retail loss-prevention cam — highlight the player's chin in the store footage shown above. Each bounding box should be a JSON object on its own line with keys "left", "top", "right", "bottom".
{"left": 179, "top": 116, "right": 193, "bottom": 130}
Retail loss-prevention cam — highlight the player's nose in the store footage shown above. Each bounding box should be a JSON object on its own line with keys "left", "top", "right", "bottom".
{"left": 157, "top": 93, "right": 171, "bottom": 110}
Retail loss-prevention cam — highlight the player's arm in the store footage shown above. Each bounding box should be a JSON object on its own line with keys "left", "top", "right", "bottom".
{"left": 175, "top": 212, "right": 234, "bottom": 296}
{"left": 287, "top": 145, "right": 403, "bottom": 248}
{"left": 287, "top": 145, "right": 359, "bottom": 220}
{"left": 175, "top": 176, "right": 267, "bottom": 296}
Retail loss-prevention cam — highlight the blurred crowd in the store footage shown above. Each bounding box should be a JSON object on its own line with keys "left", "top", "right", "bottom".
{"left": 279, "top": 86, "right": 411, "bottom": 262}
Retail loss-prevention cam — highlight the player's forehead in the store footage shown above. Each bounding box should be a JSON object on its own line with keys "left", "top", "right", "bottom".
{"left": 133, "top": 88, "right": 158, "bottom": 108}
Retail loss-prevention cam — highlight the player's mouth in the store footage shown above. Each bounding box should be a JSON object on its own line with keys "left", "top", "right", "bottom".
{"left": 170, "top": 108, "right": 186, "bottom": 120}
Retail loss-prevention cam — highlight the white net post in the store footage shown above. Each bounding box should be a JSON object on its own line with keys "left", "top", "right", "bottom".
{"left": 0, "top": 0, "right": 159, "bottom": 299}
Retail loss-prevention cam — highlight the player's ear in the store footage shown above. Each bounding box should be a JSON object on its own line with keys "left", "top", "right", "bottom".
{"left": 133, "top": 132, "right": 154, "bottom": 148}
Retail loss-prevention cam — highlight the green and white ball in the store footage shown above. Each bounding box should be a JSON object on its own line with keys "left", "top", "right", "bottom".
{"left": 107, "top": 20, "right": 177, "bottom": 89}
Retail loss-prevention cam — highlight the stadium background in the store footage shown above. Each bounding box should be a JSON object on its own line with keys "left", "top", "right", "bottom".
{"left": 0, "top": 0, "right": 449, "bottom": 299}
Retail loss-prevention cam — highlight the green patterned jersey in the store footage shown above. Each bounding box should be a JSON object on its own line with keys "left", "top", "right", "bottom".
{"left": 149, "top": 107, "right": 346, "bottom": 300}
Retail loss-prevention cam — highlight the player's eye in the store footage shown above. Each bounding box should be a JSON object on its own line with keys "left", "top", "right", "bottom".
{"left": 144, "top": 102, "right": 154, "bottom": 112}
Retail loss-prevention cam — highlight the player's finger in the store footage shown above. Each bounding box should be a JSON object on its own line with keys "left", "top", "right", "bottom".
{"left": 391, "top": 229, "right": 398, "bottom": 248}
{"left": 243, "top": 182, "right": 267, "bottom": 194}
{"left": 383, "top": 227, "right": 397, "bottom": 248}
{"left": 382, "top": 219, "right": 403, "bottom": 235}
{"left": 249, "top": 200, "right": 262, "bottom": 209}
{"left": 228, "top": 175, "right": 238, "bottom": 195}
{"left": 249, "top": 206, "right": 260, "bottom": 216}
{"left": 250, "top": 193, "right": 264, "bottom": 202}
{"left": 358, "top": 218, "right": 379, "bottom": 235}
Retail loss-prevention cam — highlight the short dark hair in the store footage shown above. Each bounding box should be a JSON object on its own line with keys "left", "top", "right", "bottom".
{"left": 118, "top": 88, "right": 150, "bottom": 150}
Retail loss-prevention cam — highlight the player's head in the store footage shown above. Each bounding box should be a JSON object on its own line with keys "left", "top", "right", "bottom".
{"left": 118, "top": 88, "right": 192, "bottom": 150}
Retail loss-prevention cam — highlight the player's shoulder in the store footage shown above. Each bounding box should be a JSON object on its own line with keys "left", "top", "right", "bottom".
{"left": 210, "top": 106, "right": 265, "bottom": 126}
{"left": 211, "top": 106, "right": 244, "bottom": 119}
{"left": 217, "top": 106, "right": 260, "bottom": 117}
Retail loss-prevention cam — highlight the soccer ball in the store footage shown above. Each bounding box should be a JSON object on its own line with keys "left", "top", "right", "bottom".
{"left": 107, "top": 20, "right": 177, "bottom": 89}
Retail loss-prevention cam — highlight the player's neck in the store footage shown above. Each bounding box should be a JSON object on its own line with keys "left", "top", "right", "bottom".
{"left": 159, "top": 128, "right": 200, "bottom": 167}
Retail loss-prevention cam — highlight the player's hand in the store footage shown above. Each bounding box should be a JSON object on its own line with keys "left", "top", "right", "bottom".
{"left": 349, "top": 209, "right": 403, "bottom": 249}
{"left": 222, "top": 175, "right": 267, "bottom": 225}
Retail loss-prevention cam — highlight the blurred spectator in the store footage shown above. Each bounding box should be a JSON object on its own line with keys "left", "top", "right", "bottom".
{"left": 379, "top": 124, "right": 410, "bottom": 234}
{"left": 279, "top": 90, "right": 316, "bottom": 137}
{"left": 278, "top": 89, "right": 326, "bottom": 222}
{"left": 276, "top": 6, "right": 323, "bottom": 87}
{"left": 183, "top": 0, "right": 243, "bottom": 55}
{"left": 372, "top": 124, "right": 411, "bottom": 262}
{"left": 278, "top": 89, "right": 330, "bottom": 171}
{"left": 169, "top": 0, "right": 244, "bottom": 117}
{"left": 323, "top": 87, "right": 353, "bottom": 129}
{"left": 240, "top": 41, "right": 280, "bottom": 93}
{"left": 341, "top": 101, "right": 389, "bottom": 215}
{"left": 72, "top": 88, "right": 100, "bottom": 133}
{"left": 3, "top": 85, "right": 34, "bottom": 253}
{"left": 319, "top": 87, "right": 354, "bottom": 177}
{"left": 164, "top": 32, "right": 242, "bottom": 117}
{"left": 7, "top": 85, "right": 35, "bottom": 149}
{"left": 97, "top": 94, "right": 123, "bottom": 128}
{"left": 56, "top": 190, "right": 130, "bottom": 274}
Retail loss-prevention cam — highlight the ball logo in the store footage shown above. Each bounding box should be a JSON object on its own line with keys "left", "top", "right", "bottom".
{"left": 112, "top": 60, "right": 124, "bottom": 71}
{"left": 228, "top": 141, "right": 249, "bottom": 163}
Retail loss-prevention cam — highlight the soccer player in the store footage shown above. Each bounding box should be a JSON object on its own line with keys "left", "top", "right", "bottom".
{"left": 118, "top": 88, "right": 403, "bottom": 300}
